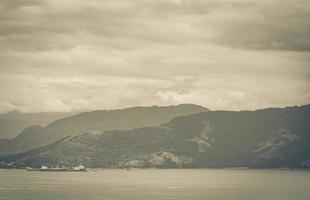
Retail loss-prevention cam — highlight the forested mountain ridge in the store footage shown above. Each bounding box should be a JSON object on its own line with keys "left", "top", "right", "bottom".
{"left": 0, "top": 104, "right": 208, "bottom": 156}
{"left": 0, "top": 111, "right": 74, "bottom": 139}
{"left": 4, "top": 104, "right": 309, "bottom": 169}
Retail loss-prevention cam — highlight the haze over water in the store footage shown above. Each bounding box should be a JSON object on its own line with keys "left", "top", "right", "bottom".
{"left": 1, "top": 169, "right": 310, "bottom": 200}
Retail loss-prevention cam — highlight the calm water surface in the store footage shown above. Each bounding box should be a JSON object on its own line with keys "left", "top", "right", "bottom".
{"left": 0, "top": 169, "right": 309, "bottom": 200}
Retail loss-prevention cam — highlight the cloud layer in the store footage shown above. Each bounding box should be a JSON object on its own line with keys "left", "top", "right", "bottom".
{"left": 0, "top": 0, "right": 309, "bottom": 112}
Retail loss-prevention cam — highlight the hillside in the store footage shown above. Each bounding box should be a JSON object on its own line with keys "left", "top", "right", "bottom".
{"left": 0, "top": 104, "right": 208, "bottom": 156}
{"left": 0, "top": 111, "right": 74, "bottom": 139}
{"left": 5, "top": 104, "right": 310, "bottom": 169}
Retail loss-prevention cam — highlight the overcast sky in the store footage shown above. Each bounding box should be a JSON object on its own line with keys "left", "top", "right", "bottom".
{"left": 0, "top": 0, "right": 309, "bottom": 113}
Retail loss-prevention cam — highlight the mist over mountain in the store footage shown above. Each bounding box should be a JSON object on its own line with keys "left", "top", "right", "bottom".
{"left": 0, "top": 104, "right": 208, "bottom": 156}
{"left": 4, "top": 104, "right": 310, "bottom": 169}
{"left": 0, "top": 111, "right": 74, "bottom": 139}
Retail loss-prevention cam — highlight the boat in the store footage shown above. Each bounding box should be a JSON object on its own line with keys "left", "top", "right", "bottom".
{"left": 72, "top": 165, "right": 87, "bottom": 172}
{"left": 40, "top": 165, "right": 69, "bottom": 172}
{"left": 39, "top": 165, "right": 87, "bottom": 172}
{"left": 25, "top": 167, "right": 39, "bottom": 171}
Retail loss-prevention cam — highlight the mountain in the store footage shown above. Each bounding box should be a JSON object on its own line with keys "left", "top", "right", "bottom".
{"left": 0, "top": 104, "right": 208, "bottom": 156}
{"left": 0, "top": 111, "right": 74, "bottom": 139}
{"left": 4, "top": 104, "right": 310, "bottom": 169}
{"left": 0, "top": 139, "right": 9, "bottom": 147}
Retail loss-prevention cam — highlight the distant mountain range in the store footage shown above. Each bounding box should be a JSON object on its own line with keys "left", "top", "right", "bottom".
{"left": 1, "top": 104, "right": 309, "bottom": 169}
{"left": 0, "top": 104, "right": 208, "bottom": 156}
{"left": 0, "top": 111, "right": 74, "bottom": 139}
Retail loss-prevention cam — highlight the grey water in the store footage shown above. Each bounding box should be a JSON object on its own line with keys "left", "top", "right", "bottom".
{"left": 0, "top": 169, "right": 310, "bottom": 200}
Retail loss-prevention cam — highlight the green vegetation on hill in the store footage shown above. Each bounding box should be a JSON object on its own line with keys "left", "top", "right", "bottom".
{"left": 0, "top": 104, "right": 208, "bottom": 156}
{"left": 0, "top": 111, "right": 74, "bottom": 139}
{"left": 5, "top": 104, "right": 310, "bottom": 169}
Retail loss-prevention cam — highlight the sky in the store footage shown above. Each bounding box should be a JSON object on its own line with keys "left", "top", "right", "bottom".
{"left": 0, "top": 0, "right": 309, "bottom": 113}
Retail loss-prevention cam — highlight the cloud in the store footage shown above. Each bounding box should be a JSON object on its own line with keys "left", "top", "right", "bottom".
{"left": 209, "top": 0, "right": 310, "bottom": 51}
{"left": 0, "top": 0, "right": 309, "bottom": 112}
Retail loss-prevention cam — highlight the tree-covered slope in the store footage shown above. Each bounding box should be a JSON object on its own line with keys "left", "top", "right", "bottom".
{"left": 0, "top": 111, "right": 74, "bottom": 139}
{"left": 6, "top": 104, "right": 310, "bottom": 169}
{"left": 0, "top": 104, "right": 208, "bottom": 156}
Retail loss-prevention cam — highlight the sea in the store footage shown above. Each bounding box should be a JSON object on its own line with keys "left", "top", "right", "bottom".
{"left": 0, "top": 169, "right": 309, "bottom": 200}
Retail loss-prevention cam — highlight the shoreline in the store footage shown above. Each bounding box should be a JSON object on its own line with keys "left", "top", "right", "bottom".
{"left": 1, "top": 167, "right": 310, "bottom": 172}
